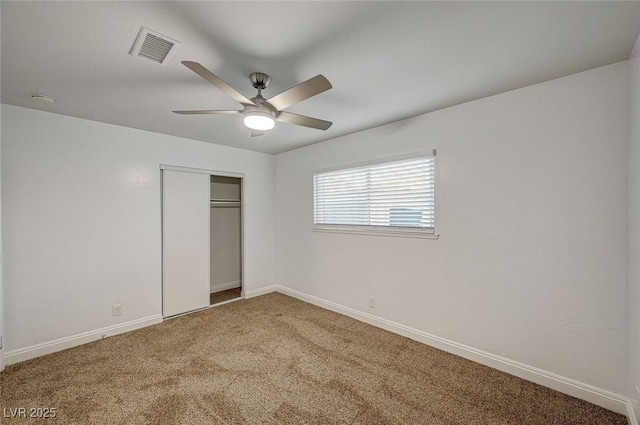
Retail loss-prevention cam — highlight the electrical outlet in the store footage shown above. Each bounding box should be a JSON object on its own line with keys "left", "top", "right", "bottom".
{"left": 112, "top": 304, "right": 123, "bottom": 316}
{"left": 368, "top": 296, "right": 375, "bottom": 308}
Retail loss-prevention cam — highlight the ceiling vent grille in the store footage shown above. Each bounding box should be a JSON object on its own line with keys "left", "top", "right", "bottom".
{"left": 130, "top": 27, "right": 180, "bottom": 65}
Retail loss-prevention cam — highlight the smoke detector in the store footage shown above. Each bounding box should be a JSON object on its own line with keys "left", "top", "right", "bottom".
{"left": 129, "top": 27, "right": 180, "bottom": 65}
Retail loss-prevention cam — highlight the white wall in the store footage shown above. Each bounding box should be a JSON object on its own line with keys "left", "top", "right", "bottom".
{"left": 276, "top": 62, "right": 629, "bottom": 395}
{"left": 629, "top": 34, "right": 640, "bottom": 418}
{"left": 1, "top": 105, "right": 276, "bottom": 353}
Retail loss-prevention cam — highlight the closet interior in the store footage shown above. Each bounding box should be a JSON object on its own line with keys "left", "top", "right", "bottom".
{"left": 209, "top": 175, "right": 243, "bottom": 305}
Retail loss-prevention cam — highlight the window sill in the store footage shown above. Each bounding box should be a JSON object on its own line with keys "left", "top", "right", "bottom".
{"left": 312, "top": 227, "right": 440, "bottom": 240}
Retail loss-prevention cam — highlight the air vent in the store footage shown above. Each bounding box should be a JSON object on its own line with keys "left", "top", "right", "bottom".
{"left": 130, "top": 27, "right": 180, "bottom": 65}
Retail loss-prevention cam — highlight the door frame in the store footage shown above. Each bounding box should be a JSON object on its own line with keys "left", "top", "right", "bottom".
{"left": 160, "top": 164, "right": 246, "bottom": 318}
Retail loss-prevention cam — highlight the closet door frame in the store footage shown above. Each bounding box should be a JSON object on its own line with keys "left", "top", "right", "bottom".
{"left": 160, "top": 164, "right": 245, "bottom": 318}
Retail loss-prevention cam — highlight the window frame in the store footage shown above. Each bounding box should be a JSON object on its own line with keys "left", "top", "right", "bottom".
{"left": 312, "top": 150, "right": 438, "bottom": 239}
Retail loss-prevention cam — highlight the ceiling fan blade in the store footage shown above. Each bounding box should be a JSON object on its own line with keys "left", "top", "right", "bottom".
{"left": 266, "top": 75, "right": 332, "bottom": 111}
{"left": 276, "top": 111, "right": 332, "bottom": 130}
{"left": 173, "top": 110, "right": 242, "bottom": 115}
{"left": 251, "top": 130, "right": 265, "bottom": 137}
{"left": 181, "top": 61, "right": 255, "bottom": 106}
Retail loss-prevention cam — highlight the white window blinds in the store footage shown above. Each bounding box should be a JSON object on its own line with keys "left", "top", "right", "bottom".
{"left": 313, "top": 154, "right": 435, "bottom": 234}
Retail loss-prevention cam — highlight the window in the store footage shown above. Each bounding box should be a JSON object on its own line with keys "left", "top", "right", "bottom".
{"left": 313, "top": 152, "right": 436, "bottom": 236}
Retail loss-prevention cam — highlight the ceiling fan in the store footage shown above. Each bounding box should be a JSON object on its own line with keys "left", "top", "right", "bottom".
{"left": 173, "top": 61, "right": 333, "bottom": 137}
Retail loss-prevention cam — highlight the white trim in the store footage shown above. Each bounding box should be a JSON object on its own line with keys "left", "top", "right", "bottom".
{"left": 210, "top": 281, "right": 241, "bottom": 293}
{"left": 4, "top": 315, "right": 163, "bottom": 366}
{"left": 165, "top": 291, "right": 246, "bottom": 320}
{"left": 628, "top": 398, "right": 639, "bottom": 425}
{"left": 159, "top": 164, "right": 244, "bottom": 179}
{"left": 313, "top": 228, "right": 439, "bottom": 239}
{"left": 274, "top": 285, "right": 628, "bottom": 416}
{"left": 2, "top": 286, "right": 631, "bottom": 421}
{"left": 312, "top": 149, "right": 436, "bottom": 174}
{"left": 210, "top": 297, "right": 243, "bottom": 308}
{"left": 164, "top": 303, "right": 215, "bottom": 320}
{"left": 244, "top": 285, "right": 277, "bottom": 299}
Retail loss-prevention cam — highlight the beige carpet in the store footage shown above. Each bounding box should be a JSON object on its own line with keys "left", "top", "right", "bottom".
{"left": 210, "top": 287, "right": 242, "bottom": 305}
{"left": 0, "top": 293, "right": 627, "bottom": 424}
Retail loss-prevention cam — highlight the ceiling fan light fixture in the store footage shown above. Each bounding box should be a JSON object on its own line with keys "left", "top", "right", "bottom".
{"left": 243, "top": 110, "right": 275, "bottom": 131}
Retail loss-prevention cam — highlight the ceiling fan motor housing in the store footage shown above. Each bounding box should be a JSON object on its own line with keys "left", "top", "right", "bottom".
{"left": 244, "top": 94, "right": 275, "bottom": 115}
{"left": 250, "top": 72, "right": 270, "bottom": 90}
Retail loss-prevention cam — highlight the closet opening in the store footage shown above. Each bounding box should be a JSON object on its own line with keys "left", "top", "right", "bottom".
{"left": 161, "top": 165, "right": 245, "bottom": 319}
{"left": 209, "top": 175, "right": 243, "bottom": 305}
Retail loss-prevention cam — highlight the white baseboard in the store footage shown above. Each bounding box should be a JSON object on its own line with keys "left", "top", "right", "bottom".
{"left": 244, "top": 284, "right": 277, "bottom": 299}
{"left": 3, "top": 285, "right": 277, "bottom": 366}
{"left": 2, "top": 286, "right": 632, "bottom": 421}
{"left": 628, "top": 399, "right": 639, "bottom": 425}
{"left": 274, "top": 285, "right": 628, "bottom": 416}
{"left": 210, "top": 280, "right": 241, "bottom": 293}
{"left": 4, "top": 314, "right": 163, "bottom": 366}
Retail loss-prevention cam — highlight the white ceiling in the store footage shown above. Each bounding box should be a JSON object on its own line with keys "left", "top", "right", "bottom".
{"left": 2, "top": 1, "right": 639, "bottom": 154}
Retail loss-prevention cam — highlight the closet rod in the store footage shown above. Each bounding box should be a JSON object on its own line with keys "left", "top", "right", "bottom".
{"left": 210, "top": 200, "right": 241, "bottom": 208}
{"left": 210, "top": 198, "right": 241, "bottom": 202}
